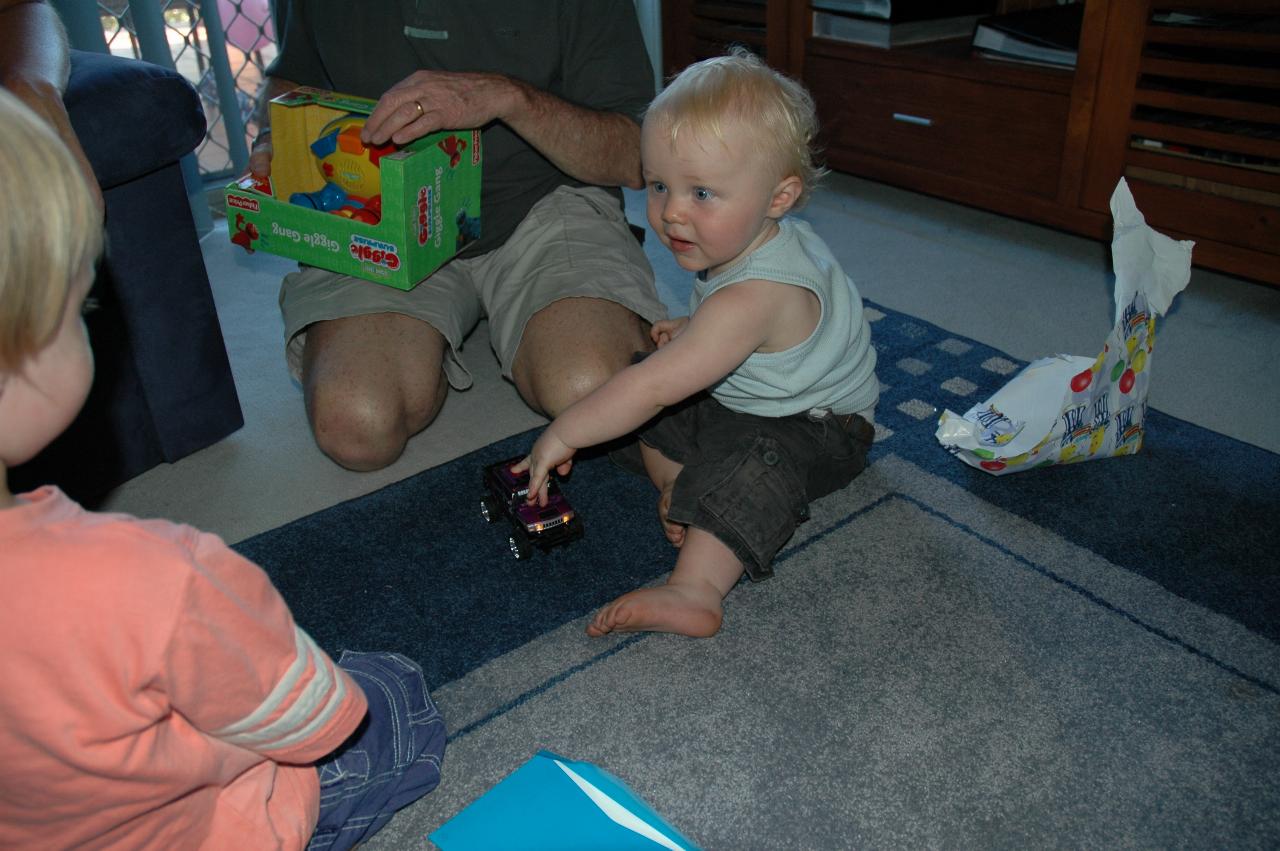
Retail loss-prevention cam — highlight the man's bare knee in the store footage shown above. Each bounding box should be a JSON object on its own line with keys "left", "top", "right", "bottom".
{"left": 307, "top": 372, "right": 447, "bottom": 472}
{"left": 513, "top": 299, "right": 652, "bottom": 415}
{"left": 300, "top": 313, "right": 450, "bottom": 471}
{"left": 308, "top": 392, "right": 408, "bottom": 471}
{"left": 541, "top": 352, "right": 624, "bottom": 416}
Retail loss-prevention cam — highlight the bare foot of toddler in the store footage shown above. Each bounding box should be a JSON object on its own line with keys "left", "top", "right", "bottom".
{"left": 586, "top": 584, "right": 723, "bottom": 638}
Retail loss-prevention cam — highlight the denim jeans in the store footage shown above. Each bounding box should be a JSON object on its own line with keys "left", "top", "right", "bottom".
{"left": 306, "top": 651, "right": 446, "bottom": 851}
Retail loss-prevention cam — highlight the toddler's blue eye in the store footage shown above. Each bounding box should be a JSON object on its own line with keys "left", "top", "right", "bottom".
{"left": 650, "top": 181, "right": 668, "bottom": 194}
{"left": 694, "top": 187, "right": 711, "bottom": 201}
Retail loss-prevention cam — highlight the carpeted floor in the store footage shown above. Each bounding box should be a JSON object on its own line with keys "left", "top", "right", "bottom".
{"left": 235, "top": 301, "right": 1280, "bottom": 849}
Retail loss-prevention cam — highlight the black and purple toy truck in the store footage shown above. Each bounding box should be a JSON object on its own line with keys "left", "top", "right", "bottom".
{"left": 481, "top": 456, "right": 585, "bottom": 559}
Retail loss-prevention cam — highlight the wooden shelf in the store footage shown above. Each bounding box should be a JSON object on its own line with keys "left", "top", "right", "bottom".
{"left": 662, "top": 0, "right": 793, "bottom": 76}
{"left": 805, "top": 33, "right": 1076, "bottom": 92}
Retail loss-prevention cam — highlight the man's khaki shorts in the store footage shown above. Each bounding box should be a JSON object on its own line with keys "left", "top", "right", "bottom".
{"left": 278, "top": 185, "right": 668, "bottom": 388}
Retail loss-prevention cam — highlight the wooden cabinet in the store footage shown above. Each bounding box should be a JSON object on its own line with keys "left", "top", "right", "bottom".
{"left": 661, "top": 0, "right": 802, "bottom": 74}
{"left": 805, "top": 40, "right": 1089, "bottom": 229}
{"left": 1080, "top": 1, "right": 1280, "bottom": 285}
{"left": 661, "top": 0, "right": 1280, "bottom": 287}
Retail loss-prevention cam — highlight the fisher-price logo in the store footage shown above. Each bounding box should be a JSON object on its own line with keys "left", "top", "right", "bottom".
{"left": 227, "top": 194, "right": 260, "bottom": 213}
{"left": 417, "top": 185, "right": 432, "bottom": 246}
{"left": 349, "top": 234, "right": 400, "bottom": 270}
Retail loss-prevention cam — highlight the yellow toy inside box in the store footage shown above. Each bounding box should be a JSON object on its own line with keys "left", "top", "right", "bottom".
{"left": 224, "top": 87, "right": 481, "bottom": 290}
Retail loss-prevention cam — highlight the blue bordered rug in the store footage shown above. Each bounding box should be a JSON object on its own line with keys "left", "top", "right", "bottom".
{"left": 236, "top": 300, "right": 1280, "bottom": 678}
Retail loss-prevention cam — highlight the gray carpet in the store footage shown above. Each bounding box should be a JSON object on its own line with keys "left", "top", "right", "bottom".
{"left": 367, "top": 453, "right": 1279, "bottom": 849}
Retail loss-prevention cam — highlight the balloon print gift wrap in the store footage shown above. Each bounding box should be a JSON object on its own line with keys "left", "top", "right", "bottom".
{"left": 935, "top": 179, "right": 1193, "bottom": 476}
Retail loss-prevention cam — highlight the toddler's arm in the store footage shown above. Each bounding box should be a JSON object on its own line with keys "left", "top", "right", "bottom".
{"left": 163, "top": 530, "right": 367, "bottom": 763}
{"left": 515, "top": 315, "right": 691, "bottom": 493}
{"left": 517, "top": 280, "right": 784, "bottom": 502}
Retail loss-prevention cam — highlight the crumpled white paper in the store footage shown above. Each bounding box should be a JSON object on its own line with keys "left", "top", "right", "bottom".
{"left": 934, "top": 179, "right": 1194, "bottom": 475}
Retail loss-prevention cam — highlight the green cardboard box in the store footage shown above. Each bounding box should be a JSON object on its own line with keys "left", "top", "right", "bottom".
{"left": 224, "top": 87, "right": 482, "bottom": 290}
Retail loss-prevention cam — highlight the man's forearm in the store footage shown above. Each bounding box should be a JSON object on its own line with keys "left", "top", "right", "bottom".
{"left": 503, "top": 77, "right": 644, "bottom": 190}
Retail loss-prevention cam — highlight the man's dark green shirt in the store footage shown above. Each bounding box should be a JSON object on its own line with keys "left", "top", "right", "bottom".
{"left": 268, "top": 1, "right": 655, "bottom": 257}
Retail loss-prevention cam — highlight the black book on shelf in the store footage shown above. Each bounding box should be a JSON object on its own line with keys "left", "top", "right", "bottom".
{"left": 812, "top": 0, "right": 995, "bottom": 22}
{"left": 813, "top": 10, "right": 985, "bottom": 48}
{"left": 971, "top": 3, "right": 1083, "bottom": 68}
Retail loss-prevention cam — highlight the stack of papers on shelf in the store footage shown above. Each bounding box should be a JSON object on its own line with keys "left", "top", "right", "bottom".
{"left": 813, "top": 0, "right": 994, "bottom": 21}
{"left": 813, "top": 11, "right": 985, "bottom": 48}
{"left": 813, "top": 0, "right": 895, "bottom": 17}
{"left": 971, "top": 3, "right": 1083, "bottom": 68}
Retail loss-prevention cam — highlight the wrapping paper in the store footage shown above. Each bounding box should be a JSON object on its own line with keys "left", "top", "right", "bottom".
{"left": 935, "top": 179, "right": 1193, "bottom": 475}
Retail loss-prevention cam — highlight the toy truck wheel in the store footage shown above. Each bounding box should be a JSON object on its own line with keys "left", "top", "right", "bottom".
{"left": 508, "top": 530, "right": 533, "bottom": 560}
{"left": 480, "top": 496, "right": 498, "bottom": 523}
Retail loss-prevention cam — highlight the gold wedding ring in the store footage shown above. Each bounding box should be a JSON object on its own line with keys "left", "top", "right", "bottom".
{"left": 413, "top": 100, "right": 424, "bottom": 117}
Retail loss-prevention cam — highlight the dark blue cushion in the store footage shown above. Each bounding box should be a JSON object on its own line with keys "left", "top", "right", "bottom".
{"left": 8, "top": 50, "right": 242, "bottom": 502}
{"left": 64, "top": 50, "right": 207, "bottom": 190}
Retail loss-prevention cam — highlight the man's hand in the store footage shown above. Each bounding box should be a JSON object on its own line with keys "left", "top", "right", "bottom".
{"left": 362, "top": 70, "right": 516, "bottom": 147}
{"left": 360, "top": 66, "right": 643, "bottom": 188}
{"left": 248, "top": 131, "right": 273, "bottom": 177}
{"left": 510, "top": 428, "right": 577, "bottom": 507}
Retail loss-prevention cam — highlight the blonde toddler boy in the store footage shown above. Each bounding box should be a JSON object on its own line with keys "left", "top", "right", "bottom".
{"left": 517, "top": 49, "right": 878, "bottom": 638}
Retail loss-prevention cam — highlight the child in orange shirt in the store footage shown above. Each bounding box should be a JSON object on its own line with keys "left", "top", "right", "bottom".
{"left": 0, "top": 87, "right": 444, "bottom": 850}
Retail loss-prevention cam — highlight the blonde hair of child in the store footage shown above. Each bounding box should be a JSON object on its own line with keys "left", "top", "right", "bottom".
{"left": 648, "top": 46, "right": 827, "bottom": 208}
{"left": 0, "top": 88, "right": 103, "bottom": 371}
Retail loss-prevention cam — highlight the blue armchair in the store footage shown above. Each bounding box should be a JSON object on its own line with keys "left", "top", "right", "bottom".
{"left": 9, "top": 50, "right": 243, "bottom": 503}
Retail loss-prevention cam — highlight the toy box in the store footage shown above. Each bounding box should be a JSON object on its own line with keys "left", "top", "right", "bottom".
{"left": 224, "top": 87, "right": 481, "bottom": 290}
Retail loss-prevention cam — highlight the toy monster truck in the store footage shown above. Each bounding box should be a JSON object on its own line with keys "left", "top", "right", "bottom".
{"left": 481, "top": 456, "right": 585, "bottom": 559}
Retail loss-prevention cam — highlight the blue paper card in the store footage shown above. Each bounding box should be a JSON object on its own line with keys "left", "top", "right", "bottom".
{"left": 430, "top": 750, "right": 700, "bottom": 850}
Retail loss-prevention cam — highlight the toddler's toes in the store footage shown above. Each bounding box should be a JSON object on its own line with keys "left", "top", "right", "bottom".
{"left": 657, "top": 486, "right": 686, "bottom": 548}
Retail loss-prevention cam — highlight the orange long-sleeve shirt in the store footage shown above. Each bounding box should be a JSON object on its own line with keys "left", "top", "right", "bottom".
{"left": 0, "top": 487, "right": 367, "bottom": 849}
